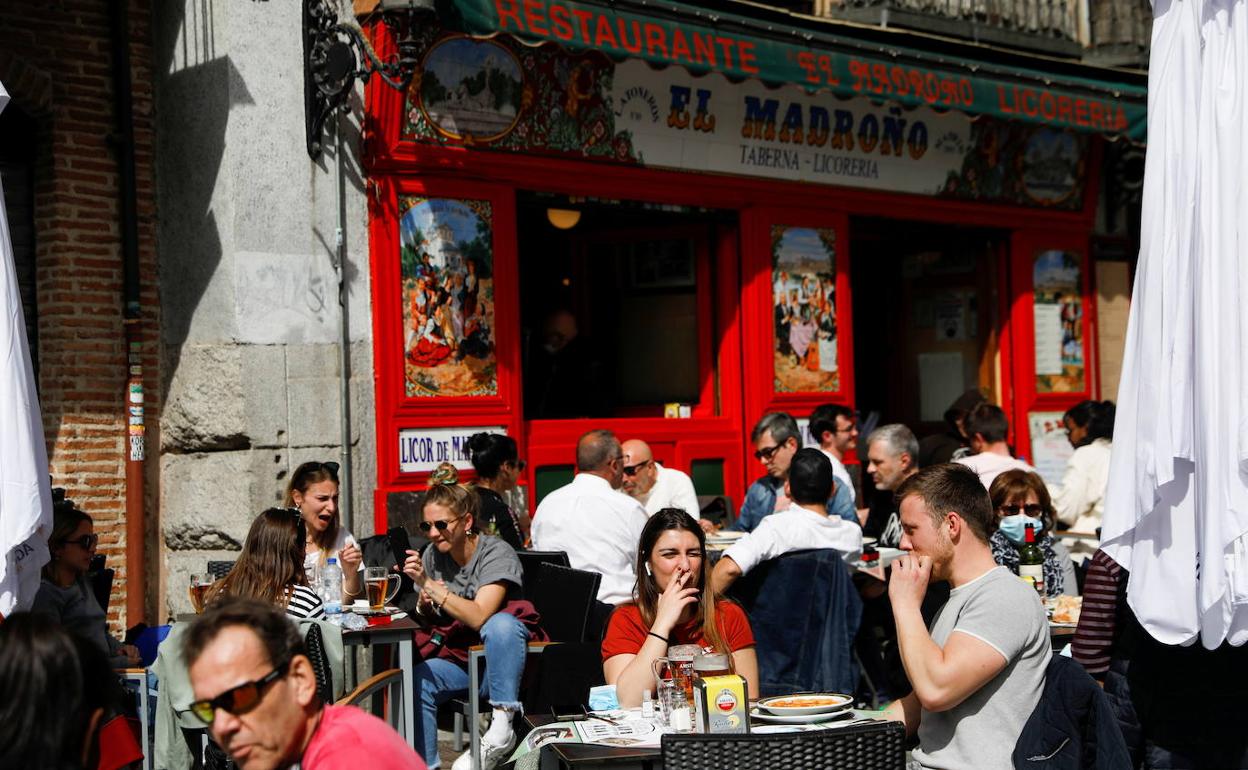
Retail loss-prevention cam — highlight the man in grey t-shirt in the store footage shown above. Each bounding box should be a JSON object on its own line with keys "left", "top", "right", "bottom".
{"left": 884, "top": 464, "right": 1049, "bottom": 770}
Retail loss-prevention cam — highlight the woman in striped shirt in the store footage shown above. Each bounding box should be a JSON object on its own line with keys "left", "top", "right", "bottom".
{"left": 208, "top": 508, "right": 324, "bottom": 619}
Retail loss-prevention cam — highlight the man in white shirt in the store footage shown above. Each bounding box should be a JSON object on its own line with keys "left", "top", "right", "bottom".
{"left": 710, "top": 448, "right": 863, "bottom": 595}
{"left": 884, "top": 463, "right": 1049, "bottom": 769}
{"left": 620, "top": 438, "right": 710, "bottom": 522}
{"left": 531, "top": 430, "right": 648, "bottom": 606}
{"left": 808, "top": 403, "right": 858, "bottom": 496}
{"left": 954, "top": 402, "right": 1035, "bottom": 489}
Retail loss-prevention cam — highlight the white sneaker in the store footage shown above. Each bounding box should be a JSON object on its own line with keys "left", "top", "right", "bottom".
{"left": 450, "top": 729, "right": 516, "bottom": 770}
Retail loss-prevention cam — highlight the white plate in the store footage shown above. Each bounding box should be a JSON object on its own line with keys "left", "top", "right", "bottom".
{"left": 750, "top": 707, "right": 855, "bottom": 725}
{"left": 756, "top": 693, "right": 854, "bottom": 715}
{"left": 705, "top": 531, "right": 746, "bottom": 542}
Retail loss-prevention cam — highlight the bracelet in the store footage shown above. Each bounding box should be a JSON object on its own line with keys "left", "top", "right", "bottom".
{"left": 438, "top": 592, "right": 451, "bottom": 612}
{"left": 647, "top": 631, "right": 669, "bottom": 644}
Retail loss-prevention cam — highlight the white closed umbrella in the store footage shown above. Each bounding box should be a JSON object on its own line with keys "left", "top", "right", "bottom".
{"left": 0, "top": 80, "right": 54, "bottom": 618}
{"left": 1102, "top": 0, "right": 1248, "bottom": 648}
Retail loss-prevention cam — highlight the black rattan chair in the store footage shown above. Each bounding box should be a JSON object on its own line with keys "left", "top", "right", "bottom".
{"left": 206, "top": 560, "right": 235, "bottom": 581}
{"left": 661, "top": 720, "right": 906, "bottom": 770}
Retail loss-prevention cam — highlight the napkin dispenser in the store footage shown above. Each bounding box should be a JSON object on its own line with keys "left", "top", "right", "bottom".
{"left": 691, "top": 674, "right": 749, "bottom": 734}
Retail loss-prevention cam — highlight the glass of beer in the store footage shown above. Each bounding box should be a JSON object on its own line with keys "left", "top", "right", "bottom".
{"left": 653, "top": 644, "right": 701, "bottom": 708}
{"left": 364, "top": 566, "right": 401, "bottom": 611}
{"left": 189, "top": 574, "right": 213, "bottom": 614}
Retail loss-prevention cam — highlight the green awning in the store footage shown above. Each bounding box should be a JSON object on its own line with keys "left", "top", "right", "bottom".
{"left": 440, "top": 0, "right": 1147, "bottom": 141}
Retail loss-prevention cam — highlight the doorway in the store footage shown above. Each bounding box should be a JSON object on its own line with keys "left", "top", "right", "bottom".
{"left": 850, "top": 218, "right": 1007, "bottom": 437}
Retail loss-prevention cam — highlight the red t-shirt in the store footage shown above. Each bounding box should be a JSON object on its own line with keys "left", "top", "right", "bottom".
{"left": 601, "top": 601, "right": 755, "bottom": 661}
{"left": 302, "top": 705, "right": 425, "bottom": 770}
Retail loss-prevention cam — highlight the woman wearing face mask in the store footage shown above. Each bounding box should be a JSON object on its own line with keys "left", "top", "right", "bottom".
{"left": 602, "top": 509, "right": 758, "bottom": 707}
{"left": 285, "top": 461, "right": 363, "bottom": 602}
{"left": 1053, "top": 400, "right": 1115, "bottom": 563}
{"left": 31, "top": 503, "right": 141, "bottom": 668}
{"left": 987, "top": 470, "right": 1078, "bottom": 598}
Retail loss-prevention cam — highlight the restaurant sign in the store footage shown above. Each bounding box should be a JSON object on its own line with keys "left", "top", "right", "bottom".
{"left": 442, "top": 0, "right": 1146, "bottom": 141}
{"left": 398, "top": 425, "right": 505, "bottom": 474}
{"left": 405, "top": 32, "right": 1089, "bottom": 209}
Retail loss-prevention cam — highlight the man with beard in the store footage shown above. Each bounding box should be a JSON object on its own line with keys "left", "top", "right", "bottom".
{"left": 859, "top": 424, "right": 920, "bottom": 546}
{"left": 884, "top": 464, "right": 1049, "bottom": 770}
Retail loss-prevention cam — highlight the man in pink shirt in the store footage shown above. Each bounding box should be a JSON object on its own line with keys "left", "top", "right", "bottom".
{"left": 185, "top": 598, "right": 423, "bottom": 770}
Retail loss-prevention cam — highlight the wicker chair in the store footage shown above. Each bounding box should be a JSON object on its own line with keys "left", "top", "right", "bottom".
{"left": 661, "top": 720, "right": 906, "bottom": 770}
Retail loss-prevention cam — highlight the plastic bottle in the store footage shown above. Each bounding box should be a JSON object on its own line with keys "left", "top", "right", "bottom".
{"left": 319, "top": 557, "right": 343, "bottom": 614}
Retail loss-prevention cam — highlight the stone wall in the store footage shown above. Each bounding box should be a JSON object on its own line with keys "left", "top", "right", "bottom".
{"left": 153, "top": 0, "right": 375, "bottom": 617}
{"left": 0, "top": 1, "right": 161, "bottom": 631}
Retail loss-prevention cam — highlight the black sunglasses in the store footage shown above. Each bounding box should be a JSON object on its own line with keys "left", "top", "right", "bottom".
{"left": 417, "top": 515, "right": 466, "bottom": 533}
{"left": 998, "top": 503, "right": 1046, "bottom": 517}
{"left": 61, "top": 534, "right": 99, "bottom": 550}
{"left": 622, "top": 459, "right": 651, "bottom": 477}
{"left": 321, "top": 461, "right": 340, "bottom": 474}
{"left": 509, "top": 459, "right": 527, "bottom": 472}
{"left": 753, "top": 444, "right": 784, "bottom": 462}
{"left": 189, "top": 658, "right": 290, "bottom": 724}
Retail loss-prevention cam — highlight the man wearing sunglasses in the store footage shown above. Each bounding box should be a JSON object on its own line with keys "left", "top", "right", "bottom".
{"left": 185, "top": 598, "right": 422, "bottom": 770}
{"left": 620, "top": 439, "right": 706, "bottom": 525}
{"left": 730, "top": 413, "right": 857, "bottom": 532}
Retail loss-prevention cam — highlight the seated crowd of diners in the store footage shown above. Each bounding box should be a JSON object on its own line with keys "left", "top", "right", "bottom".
{"left": 8, "top": 394, "right": 1248, "bottom": 770}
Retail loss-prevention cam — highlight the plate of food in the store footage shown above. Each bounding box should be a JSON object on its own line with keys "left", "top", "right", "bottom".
{"left": 755, "top": 693, "right": 854, "bottom": 716}
{"left": 750, "top": 706, "right": 856, "bottom": 725}
{"left": 1048, "top": 595, "right": 1082, "bottom": 626}
{"left": 705, "top": 531, "right": 746, "bottom": 543}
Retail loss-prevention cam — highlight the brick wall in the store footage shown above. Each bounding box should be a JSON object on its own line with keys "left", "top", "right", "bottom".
{"left": 0, "top": 1, "right": 160, "bottom": 632}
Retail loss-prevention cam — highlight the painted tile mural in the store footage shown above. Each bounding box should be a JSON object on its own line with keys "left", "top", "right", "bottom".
{"left": 772, "top": 226, "right": 839, "bottom": 393}
{"left": 400, "top": 196, "right": 497, "bottom": 397}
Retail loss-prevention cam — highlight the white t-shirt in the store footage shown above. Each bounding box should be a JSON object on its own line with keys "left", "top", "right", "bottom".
{"left": 304, "top": 527, "right": 363, "bottom": 580}
{"left": 722, "top": 503, "right": 863, "bottom": 575}
{"left": 818, "top": 449, "right": 856, "bottom": 497}
{"left": 633, "top": 463, "right": 700, "bottom": 518}
{"left": 531, "top": 473, "right": 648, "bottom": 605}
{"left": 913, "top": 566, "right": 1049, "bottom": 770}
{"left": 955, "top": 452, "right": 1037, "bottom": 490}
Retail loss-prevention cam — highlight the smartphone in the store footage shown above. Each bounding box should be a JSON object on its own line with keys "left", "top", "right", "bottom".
{"left": 388, "top": 526, "right": 414, "bottom": 569}
{"left": 551, "top": 704, "right": 588, "bottom": 722}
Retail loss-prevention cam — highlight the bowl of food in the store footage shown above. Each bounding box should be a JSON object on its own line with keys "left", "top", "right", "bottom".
{"left": 756, "top": 693, "right": 854, "bottom": 716}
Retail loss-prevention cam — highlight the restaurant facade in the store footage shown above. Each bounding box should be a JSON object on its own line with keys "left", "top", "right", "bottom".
{"left": 361, "top": 0, "right": 1147, "bottom": 525}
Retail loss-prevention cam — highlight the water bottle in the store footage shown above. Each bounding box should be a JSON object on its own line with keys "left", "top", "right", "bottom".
{"left": 318, "top": 557, "right": 343, "bottom": 614}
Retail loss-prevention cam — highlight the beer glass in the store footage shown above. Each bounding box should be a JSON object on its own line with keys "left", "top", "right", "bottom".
{"left": 364, "top": 566, "right": 401, "bottom": 611}
{"left": 189, "top": 574, "right": 212, "bottom": 614}
{"left": 652, "top": 644, "right": 700, "bottom": 708}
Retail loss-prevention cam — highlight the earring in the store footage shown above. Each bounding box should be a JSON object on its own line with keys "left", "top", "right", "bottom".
{"left": 644, "top": 563, "right": 652, "bottom": 576}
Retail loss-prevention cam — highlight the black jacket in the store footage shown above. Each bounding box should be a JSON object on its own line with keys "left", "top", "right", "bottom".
{"left": 1013, "top": 654, "right": 1131, "bottom": 769}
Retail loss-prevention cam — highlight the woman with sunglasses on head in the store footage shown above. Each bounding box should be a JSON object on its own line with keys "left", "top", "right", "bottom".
{"left": 465, "top": 432, "right": 528, "bottom": 549}
{"left": 285, "top": 460, "right": 363, "bottom": 604}
{"left": 402, "top": 466, "right": 528, "bottom": 770}
{"left": 987, "top": 469, "right": 1078, "bottom": 598}
{"left": 208, "top": 508, "right": 325, "bottom": 619}
{"left": 602, "top": 509, "right": 758, "bottom": 708}
{"left": 31, "top": 501, "right": 142, "bottom": 668}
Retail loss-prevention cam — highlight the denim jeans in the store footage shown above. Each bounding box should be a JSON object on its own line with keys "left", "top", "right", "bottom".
{"left": 413, "top": 612, "right": 530, "bottom": 768}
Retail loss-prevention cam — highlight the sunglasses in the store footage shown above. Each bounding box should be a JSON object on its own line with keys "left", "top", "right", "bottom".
{"left": 417, "top": 515, "right": 466, "bottom": 533}
{"left": 509, "top": 459, "right": 527, "bottom": 472}
{"left": 61, "top": 534, "right": 99, "bottom": 550}
{"left": 622, "top": 459, "right": 651, "bottom": 477}
{"left": 189, "top": 659, "right": 289, "bottom": 725}
{"left": 753, "top": 444, "right": 784, "bottom": 462}
{"left": 998, "top": 503, "right": 1046, "bottom": 517}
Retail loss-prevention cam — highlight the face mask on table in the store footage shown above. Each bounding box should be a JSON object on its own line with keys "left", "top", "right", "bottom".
{"left": 999, "top": 514, "right": 1043, "bottom": 545}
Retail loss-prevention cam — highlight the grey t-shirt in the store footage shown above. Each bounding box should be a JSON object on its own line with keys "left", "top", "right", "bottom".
{"left": 913, "top": 566, "right": 1050, "bottom": 770}
{"left": 423, "top": 534, "right": 523, "bottom": 601}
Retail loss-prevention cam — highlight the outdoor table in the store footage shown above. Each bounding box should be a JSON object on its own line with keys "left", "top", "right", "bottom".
{"left": 342, "top": 615, "right": 418, "bottom": 750}
{"left": 525, "top": 708, "right": 890, "bottom": 770}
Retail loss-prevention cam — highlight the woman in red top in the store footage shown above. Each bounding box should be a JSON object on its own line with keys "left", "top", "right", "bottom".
{"left": 602, "top": 509, "right": 758, "bottom": 706}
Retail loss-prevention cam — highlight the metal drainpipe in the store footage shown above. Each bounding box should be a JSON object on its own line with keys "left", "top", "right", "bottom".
{"left": 109, "top": 0, "right": 146, "bottom": 625}
{"left": 333, "top": 109, "right": 353, "bottom": 534}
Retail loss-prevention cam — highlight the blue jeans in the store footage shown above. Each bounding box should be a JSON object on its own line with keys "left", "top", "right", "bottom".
{"left": 413, "top": 612, "right": 529, "bottom": 768}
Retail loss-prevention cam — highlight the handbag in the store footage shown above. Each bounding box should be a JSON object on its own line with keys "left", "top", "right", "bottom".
{"left": 414, "top": 598, "right": 548, "bottom": 664}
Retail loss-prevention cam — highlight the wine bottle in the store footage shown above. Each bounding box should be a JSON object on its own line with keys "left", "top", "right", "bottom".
{"left": 1017, "top": 523, "right": 1045, "bottom": 597}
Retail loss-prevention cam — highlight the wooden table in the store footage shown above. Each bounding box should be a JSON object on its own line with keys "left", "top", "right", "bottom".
{"left": 342, "top": 616, "right": 419, "bottom": 750}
